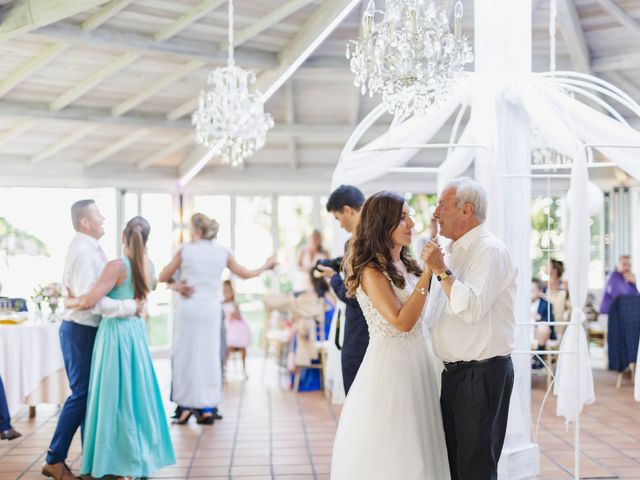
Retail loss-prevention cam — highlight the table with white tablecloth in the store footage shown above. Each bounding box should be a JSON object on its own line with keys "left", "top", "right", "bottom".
{"left": 0, "top": 321, "right": 70, "bottom": 416}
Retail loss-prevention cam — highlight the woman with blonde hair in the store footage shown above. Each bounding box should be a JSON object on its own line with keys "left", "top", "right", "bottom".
{"left": 159, "top": 213, "right": 276, "bottom": 424}
{"left": 67, "top": 216, "right": 175, "bottom": 480}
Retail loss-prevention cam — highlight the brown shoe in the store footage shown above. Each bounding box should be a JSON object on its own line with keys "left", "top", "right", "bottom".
{"left": 41, "top": 462, "right": 76, "bottom": 480}
{"left": 0, "top": 428, "right": 21, "bottom": 440}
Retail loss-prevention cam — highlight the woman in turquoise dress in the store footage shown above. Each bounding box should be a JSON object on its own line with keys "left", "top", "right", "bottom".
{"left": 67, "top": 216, "right": 175, "bottom": 479}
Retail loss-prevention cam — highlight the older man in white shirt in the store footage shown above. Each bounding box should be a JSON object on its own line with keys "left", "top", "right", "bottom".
{"left": 42, "top": 200, "right": 142, "bottom": 480}
{"left": 424, "top": 178, "right": 516, "bottom": 480}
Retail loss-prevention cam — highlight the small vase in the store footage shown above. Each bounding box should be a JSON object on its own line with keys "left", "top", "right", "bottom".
{"left": 34, "top": 306, "right": 43, "bottom": 324}
{"left": 48, "top": 307, "right": 59, "bottom": 323}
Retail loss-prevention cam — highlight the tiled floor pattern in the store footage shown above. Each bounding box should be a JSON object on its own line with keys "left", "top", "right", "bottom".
{"left": 0, "top": 356, "right": 639, "bottom": 479}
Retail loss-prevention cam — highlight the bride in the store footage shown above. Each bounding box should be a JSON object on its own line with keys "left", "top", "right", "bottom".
{"left": 331, "top": 191, "right": 450, "bottom": 480}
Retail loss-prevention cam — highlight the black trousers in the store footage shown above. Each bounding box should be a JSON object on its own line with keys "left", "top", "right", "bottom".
{"left": 440, "top": 356, "right": 514, "bottom": 480}
{"left": 341, "top": 352, "right": 365, "bottom": 395}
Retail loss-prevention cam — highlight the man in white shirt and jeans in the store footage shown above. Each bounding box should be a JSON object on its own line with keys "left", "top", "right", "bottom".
{"left": 424, "top": 178, "right": 516, "bottom": 480}
{"left": 42, "top": 200, "right": 143, "bottom": 480}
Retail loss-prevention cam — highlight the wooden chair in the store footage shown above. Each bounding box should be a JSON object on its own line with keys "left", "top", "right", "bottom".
{"left": 290, "top": 296, "right": 326, "bottom": 393}
{"left": 262, "top": 293, "right": 293, "bottom": 368}
{"left": 616, "top": 363, "right": 636, "bottom": 389}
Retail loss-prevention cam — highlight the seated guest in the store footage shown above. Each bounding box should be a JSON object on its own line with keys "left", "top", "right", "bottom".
{"left": 545, "top": 259, "right": 571, "bottom": 336}
{"left": 531, "top": 278, "right": 556, "bottom": 369}
{"left": 223, "top": 280, "right": 251, "bottom": 379}
{"left": 289, "top": 271, "right": 336, "bottom": 391}
{"left": 0, "top": 375, "right": 21, "bottom": 440}
{"left": 600, "top": 255, "right": 639, "bottom": 314}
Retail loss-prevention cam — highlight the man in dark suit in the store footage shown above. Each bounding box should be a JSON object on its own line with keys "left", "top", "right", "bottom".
{"left": 531, "top": 278, "right": 556, "bottom": 369}
{"left": 317, "top": 185, "right": 367, "bottom": 394}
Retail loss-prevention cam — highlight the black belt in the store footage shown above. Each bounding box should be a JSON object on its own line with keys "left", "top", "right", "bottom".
{"left": 443, "top": 354, "right": 511, "bottom": 373}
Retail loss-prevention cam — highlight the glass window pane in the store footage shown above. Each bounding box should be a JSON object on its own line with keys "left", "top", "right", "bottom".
{"left": 0, "top": 187, "right": 116, "bottom": 298}
{"left": 123, "top": 192, "right": 139, "bottom": 225}
{"left": 234, "top": 196, "right": 273, "bottom": 294}
{"left": 233, "top": 196, "right": 273, "bottom": 347}
{"left": 140, "top": 193, "right": 174, "bottom": 349}
{"left": 278, "top": 196, "right": 315, "bottom": 293}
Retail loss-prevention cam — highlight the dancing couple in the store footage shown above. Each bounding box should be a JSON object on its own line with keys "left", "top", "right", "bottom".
{"left": 42, "top": 200, "right": 174, "bottom": 480}
{"left": 331, "top": 178, "right": 516, "bottom": 480}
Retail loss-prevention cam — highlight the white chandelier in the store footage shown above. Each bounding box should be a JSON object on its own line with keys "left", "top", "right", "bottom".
{"left": 346, "top": 0, "right": 473, "bottom": 122}
{"left": 192, "top": 0, "right": 274, "bottom": 167}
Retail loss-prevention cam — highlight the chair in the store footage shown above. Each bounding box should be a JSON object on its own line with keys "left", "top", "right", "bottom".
{"left": 290, "top": 296, "right": 326, "bottom": 393}
{"left": 262, "top": 293, "right": 293, "bottom": 368}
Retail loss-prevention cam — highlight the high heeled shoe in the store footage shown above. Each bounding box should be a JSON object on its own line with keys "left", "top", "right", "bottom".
{"left": 196, "top": 413, "right": 215, "bottom": 425}
{"left": 172, "top": 409, "right": 193, "bottom": 425}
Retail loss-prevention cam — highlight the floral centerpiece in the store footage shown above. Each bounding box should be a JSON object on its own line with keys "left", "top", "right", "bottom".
{"left": 32, "top": 283, "right": 63, "bottom": 322}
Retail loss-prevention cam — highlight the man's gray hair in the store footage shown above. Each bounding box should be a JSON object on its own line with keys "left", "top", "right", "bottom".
{"left": 445, "top": 177, "right": 488, "bottom": 223}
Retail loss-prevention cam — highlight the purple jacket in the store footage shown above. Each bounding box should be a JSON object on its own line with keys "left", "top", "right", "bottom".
{"left": 600, "top": 271, "right": 639, "bottom": 314}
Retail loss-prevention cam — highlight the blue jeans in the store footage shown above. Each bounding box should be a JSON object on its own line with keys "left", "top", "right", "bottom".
{"left": 46, "top": 321, "right": 97, "bottom": 464}
{"left": 0, "top": 376, "right": 11, "bottom": 431}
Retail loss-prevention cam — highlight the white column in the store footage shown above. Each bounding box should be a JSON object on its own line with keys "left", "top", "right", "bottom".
{"left": 474, "top": 0, "right": 539, "bottom": 478}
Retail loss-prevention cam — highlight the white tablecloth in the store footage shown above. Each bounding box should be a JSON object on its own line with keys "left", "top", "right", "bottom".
{"left": 0, "top": 322, "right": 69, "bottom": 415}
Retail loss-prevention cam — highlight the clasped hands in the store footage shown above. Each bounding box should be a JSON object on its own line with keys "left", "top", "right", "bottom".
{"left": 421, "top": 240, "right": 446, "bottom": 276}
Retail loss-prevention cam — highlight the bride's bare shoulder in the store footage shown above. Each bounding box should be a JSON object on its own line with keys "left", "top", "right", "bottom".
{"left": 361, "top": 267, "right": 392, "bottom": 295}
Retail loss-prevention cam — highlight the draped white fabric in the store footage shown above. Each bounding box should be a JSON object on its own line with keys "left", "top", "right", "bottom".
{"left": 0, "top": 323, "right": 67, "bottom": 415}
{"left": 552, "top": 150, "right": 595, "bottom": 422}
{"left": 332, "top": 70, "right": 640, "bottom": 423}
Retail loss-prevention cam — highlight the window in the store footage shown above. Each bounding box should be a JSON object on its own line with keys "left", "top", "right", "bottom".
{"left": 277, "top": 196, "right": 314, "bottom": 293}
{"left": 140, "top": 193, "right": 173, "bottom": 349}
{"left": 0, "top": 187, "right": 116, "bottom": 299}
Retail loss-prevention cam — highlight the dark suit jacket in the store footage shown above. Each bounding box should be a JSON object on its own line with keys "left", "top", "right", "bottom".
{"left": 331, "top": 272, "right": 369, "bottom": 394}
{"left": 536, "top": 298, "right": 556, "bottom": 340}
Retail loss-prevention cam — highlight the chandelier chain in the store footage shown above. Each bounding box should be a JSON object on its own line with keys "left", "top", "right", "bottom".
{"left": 227, "top": 0, "right": 235, "bottom": 66}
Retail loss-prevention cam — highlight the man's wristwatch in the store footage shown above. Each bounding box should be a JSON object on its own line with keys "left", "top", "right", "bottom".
{"left": 436, "top": 269, "right": 452, "bottom": 282}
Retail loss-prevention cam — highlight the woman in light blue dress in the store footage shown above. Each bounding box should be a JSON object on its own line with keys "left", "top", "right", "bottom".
{"left": 68, "top": 216, "right": 175, "bottom": 479}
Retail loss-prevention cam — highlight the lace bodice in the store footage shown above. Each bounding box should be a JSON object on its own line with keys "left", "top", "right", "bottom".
{"left": 356, "top": 274, "right": 423, "bottom": 345}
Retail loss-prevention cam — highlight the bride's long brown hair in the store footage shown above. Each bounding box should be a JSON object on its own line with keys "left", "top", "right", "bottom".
{"left": 344, "top": 191, "right": 422, "bottom": 298}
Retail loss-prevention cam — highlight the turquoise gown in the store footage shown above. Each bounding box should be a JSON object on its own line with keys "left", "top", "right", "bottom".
{"left": 80, "top": 257, "right": 175, "bottom": 478}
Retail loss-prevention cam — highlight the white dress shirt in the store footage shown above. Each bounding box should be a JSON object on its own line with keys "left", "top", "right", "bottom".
{"left": 62, "top": 232, "right": 137, "bottom": 328}
{"left": 426, "top": 224, "right": 516, "bottom": 363}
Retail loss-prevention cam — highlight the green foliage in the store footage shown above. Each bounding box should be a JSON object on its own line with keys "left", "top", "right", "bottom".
{"left": 0, "top": 217, "right": 49, "bottom": 257}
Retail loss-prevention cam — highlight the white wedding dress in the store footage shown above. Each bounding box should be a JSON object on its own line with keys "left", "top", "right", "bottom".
{"left": 331, "top": 275, "right": 451, "bottom": 480}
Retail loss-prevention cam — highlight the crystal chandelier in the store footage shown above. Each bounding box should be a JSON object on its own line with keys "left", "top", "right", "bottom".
{"left": 192, "top": 0, "right": 274, "bottom": 167}
{"left": 346, "top": 0, "right": 473, "bottom": 121}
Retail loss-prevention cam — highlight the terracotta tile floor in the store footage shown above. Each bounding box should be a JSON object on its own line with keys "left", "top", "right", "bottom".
{"left": 0, "top": 355, "right": 639, "bottom": 479}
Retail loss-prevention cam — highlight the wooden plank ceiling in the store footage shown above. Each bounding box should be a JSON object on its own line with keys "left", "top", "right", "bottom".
{"left": 0, "top": 0, "right": 638, "bottom": 187}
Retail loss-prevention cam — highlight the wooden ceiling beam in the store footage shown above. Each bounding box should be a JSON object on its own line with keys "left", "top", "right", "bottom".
{"left": 556, "top": 0, "right": 592, "bottom": 74}
{"left": 85, "top": 128, "right": 150, "bottom": 166}
{"left": 0, "top": 120, "right": 34, "bottom": 148}
{"left": 593, "top": 0, "right": 640, "bottom": 40}
{"left": 81, "top": 0, "right": 133, "bottom": 32}
{"left": 50, "top": 52, "right": 140, "bottom": 111}
{"left": 0, "top": 42, "right": 68, "bottom": 97}
{"left": 31, "top": 22, "right": 277, "bottom": 68}
{"left": 154, "top": 0, "right": 225, "bottom": 42}
{"left": 221, "top": 0, "right": 316, "bottom": 49}
{"left": 111, "top": 60, "right": 204, "bottom": 116}
{"left": 0, "top": 0, "right": 110, "bottom": 42}
{"left": 31, "top": 124, "right": 96, "bottom": 163}
{"left": 136, "top": 133, "right": 194, "bottom": 170}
